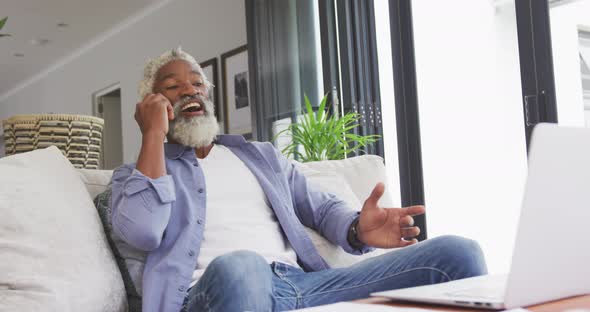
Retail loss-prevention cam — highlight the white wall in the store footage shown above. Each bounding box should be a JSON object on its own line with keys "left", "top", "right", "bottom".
{"left": 550, "top": 0, "right": 590, "bottom": 127}
{"left": 0, "top": 0, "right": 246, "bottom": 163}
{"left": 412, "top": 0, "right": 528, "bottom": 274}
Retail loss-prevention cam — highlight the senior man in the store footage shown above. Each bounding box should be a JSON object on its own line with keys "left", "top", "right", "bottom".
{"left": 110, "top": 47, "right": 487, "bottom": 312}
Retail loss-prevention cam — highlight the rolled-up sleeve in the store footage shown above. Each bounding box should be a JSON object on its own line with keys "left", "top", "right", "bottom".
{"left": 111, "top": 166, "right": 176, "bottom": 251}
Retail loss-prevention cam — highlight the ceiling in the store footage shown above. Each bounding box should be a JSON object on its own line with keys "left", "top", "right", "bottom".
{"left": 0, "top": 0, "right": 164, "bottom": 99}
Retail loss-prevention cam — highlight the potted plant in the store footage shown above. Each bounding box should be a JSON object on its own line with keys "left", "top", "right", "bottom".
{"left": 274, "top": 94, "right": 380, "bottom": 162}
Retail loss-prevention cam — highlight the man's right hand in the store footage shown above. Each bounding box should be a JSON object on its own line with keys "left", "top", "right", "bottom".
{"left": 134, "top": 93, "right": 174, "bottom": 179}
{"left": 135, "top": 93, "right": 175, "bottom": 139}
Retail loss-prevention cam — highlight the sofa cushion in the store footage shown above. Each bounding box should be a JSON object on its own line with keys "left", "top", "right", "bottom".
{"left": 294, "top": 155, "right": 396, "bottom": 267}
{"left": 79, "top": 169, "right": 143, "bottom": 312}
{"left": 79, "top": 155, "right": 397, "bottom": 272}
{"left": 0, "top": 146, "right": 127, "bottom": 312}
{"left": 94, "top": 186, "right": 144, "bottom": 312}
{"left": 77, "top": 155, "right": 395, "bottom": 211}
{"left": 297, "top": 154, "right": 395, "bottom": 207}
{"left": 78, "top": 168, "right": 114, "bottom": 199}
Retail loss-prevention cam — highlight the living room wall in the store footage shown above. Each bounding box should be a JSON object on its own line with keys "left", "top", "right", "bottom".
{"left": 0, "top": 0, "right": 246, "bottom": 163}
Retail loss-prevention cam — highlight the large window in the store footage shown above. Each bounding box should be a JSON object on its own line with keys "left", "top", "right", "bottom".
{"left": 411, "top": 0, "right": 527, "bottom": 274}
{"left": 580, "top": 31, "right": 590, "bottom": 126}
{"left": 248, "top": 0, "right": 561, "bottom": 275}
{"left": 374, "top": 0, "right": 401, "bottom": 207}
{"left": 247, "top": 0, "right": 403, "bottom": 205}
{"left": 550, "top": 0, "right": 590, "bottom": 127}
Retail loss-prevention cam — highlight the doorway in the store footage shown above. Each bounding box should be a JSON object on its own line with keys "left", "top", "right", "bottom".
{"left": 92, "top": 84, "right": 123, "bottom": 169}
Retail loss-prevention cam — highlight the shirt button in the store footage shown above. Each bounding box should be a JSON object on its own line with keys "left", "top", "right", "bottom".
{"left": 188, "top": 250, "right": 195, "bottom": 257}
{"left": 198, "top": 188, "right": 204, "bottom": 193}
{"left": 196, "top": 219, "right": 203, "bottom": 225}
{"left": 178, "top": 285, "right": 186, "bottom": 292}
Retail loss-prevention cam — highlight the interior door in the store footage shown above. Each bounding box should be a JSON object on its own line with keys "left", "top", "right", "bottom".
{"left": 95, "top": 89, "right": 123, "bottom": 170}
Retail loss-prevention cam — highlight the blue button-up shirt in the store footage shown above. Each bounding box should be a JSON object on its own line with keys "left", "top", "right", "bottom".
{"left": 110, "top": 135, "right": 372, "bottom": 312}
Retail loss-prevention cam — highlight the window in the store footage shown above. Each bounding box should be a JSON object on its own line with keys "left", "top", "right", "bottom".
{"left": 579, "top": 31, "right": 590, "bottom": 125}
{"left": 410, "top": 0, "right": 527, "bottom": 274}
{"left": 550, "top": 0, "right": 590, "bottom": 127}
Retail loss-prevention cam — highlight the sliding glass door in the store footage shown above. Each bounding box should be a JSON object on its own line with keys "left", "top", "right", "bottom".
{"left": 411, "top": 0, "right": 528, "bottom": 274}
{"left": 549, "top": 0, "right": 590, "bottom": 127}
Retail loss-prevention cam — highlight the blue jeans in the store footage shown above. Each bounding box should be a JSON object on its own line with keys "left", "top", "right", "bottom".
{"left": 181, "top": 235, "right": 487, "bottom": 312}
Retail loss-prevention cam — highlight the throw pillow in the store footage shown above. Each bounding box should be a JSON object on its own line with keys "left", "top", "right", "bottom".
{"left": 81, "top": 168, "right": 145, "bottom": 312}
{"left": 297, "top": 154, "right": 396, "bottom": 208}
{"left": 0, "top": 146, "right": 127, "bottom": 312}
{"left": 294, "top": 157, "right": 395, "bottom": 268}
{"left": 94, "top": 186, "right": 145, "bottom": 312}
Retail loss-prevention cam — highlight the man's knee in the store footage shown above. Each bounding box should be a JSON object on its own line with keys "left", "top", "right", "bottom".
{"left": 427, "top": 235, "right": 488, "bottom": 278}
{"left": 207, "top": 250, "right": 271, "bottom": 284}
{"left": 195, "top": 250, "right": 273, "bottom": 311}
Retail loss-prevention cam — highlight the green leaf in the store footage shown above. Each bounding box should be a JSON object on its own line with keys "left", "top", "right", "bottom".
{"left": 0, "top": 17, "right": 7, "bottom": 31}
{"left": 304, "top": 94, "right": 315, "bottom": 126}
{"left": 317, "top": 93, "right": 328, "bottom": 122}
{"left": 275, "top": 92, "right": 382, "bottom": 162}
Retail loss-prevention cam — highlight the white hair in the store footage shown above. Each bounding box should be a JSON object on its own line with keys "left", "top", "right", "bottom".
{"left": 138, "top": 46, "right": 213, "bottom": 99}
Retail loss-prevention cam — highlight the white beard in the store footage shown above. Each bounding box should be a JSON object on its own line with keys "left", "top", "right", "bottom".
{"left": 168, "top": 97, "right": 219, "bottom": 148}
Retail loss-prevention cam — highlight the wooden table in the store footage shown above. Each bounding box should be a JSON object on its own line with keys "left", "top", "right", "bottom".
{"left": 357, "top": 295, "right": 590, "bottom": 311}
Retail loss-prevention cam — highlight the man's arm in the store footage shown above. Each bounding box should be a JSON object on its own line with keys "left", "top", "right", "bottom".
{"left": 110, "top": 166, "right": 175, "bottom": 251}
{"left": 134, "top": 93, "right": 174, "bottom": 179}
{"left": 110, "top": 93, "right": 176, "bottom": 251}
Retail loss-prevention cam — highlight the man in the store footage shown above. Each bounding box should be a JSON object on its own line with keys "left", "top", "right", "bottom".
{"left": 111, "top": 47, "right": 487, "bottom": 312}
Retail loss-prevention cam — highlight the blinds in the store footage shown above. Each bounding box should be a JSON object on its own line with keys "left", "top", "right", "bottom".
{"left": 579, "top": 31, "right": 590, "bottom": 108}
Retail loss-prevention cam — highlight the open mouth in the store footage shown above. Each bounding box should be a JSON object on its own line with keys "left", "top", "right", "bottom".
{"left": 181, "top": 102, "right": 204, "bottom": 114}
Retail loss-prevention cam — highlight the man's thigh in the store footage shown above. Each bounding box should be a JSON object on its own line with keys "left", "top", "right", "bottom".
{"left": 272, "top": 235, "right": 486, "bottom": 310}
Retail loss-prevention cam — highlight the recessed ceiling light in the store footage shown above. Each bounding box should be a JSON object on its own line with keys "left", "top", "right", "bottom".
{"left": 30, "top": 38, "right": 50, "bottom": 46}
{"left": 57, "top": 22, "right": 69, "bottom": 28}
{"left": 14, "top": 53, "right": 24, "bottom": 57}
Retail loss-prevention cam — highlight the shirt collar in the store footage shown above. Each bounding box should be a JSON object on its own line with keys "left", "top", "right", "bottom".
{"left": 163, "top": 135, "right": 247, "bottom": 159}
{"left": 164, "top": 143, "right": 190, "bottom": 159}
{"left": 214, "top": 134, "right": 247, "bottom": 146}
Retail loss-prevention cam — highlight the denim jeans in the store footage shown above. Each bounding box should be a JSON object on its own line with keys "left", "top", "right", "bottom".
{"left": 181, "top": 235, "right": 487, "bottom": 312}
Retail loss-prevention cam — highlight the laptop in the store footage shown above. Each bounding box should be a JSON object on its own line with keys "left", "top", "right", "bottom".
{"left": 372, "top": 123, "right": 590, "bottom": 310}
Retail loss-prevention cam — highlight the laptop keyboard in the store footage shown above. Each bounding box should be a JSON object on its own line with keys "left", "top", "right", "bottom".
{"left": 445, "top": 286, "right": 504, "bottom": 300}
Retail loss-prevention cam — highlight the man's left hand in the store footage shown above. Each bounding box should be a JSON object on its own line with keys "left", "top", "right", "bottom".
{"left": 357, "top": 183, "right": 426, "bottom": 248}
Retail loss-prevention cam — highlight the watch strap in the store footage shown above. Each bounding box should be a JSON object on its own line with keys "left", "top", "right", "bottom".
{"left": 347, "top": 217, "right": 365, "bottom": 250}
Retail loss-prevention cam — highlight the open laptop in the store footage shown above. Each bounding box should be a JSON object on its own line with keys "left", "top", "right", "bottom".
{"left": 372, "top": 123, "right": 590, "bottom": 310}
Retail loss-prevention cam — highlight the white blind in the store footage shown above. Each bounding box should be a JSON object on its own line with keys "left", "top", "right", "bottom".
{"left": 579, "top": 31, "right": 590, "bottom": 108}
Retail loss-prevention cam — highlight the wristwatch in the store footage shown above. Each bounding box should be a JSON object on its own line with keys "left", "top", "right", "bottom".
{"left": 347, "top": 216, "right": 365, "bottom": 250}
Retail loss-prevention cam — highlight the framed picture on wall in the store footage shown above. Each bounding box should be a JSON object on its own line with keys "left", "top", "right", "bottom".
{"left": 221, "top": 45, "right": 252, "bottom": 139}
{"left": 199, "top": 57, "right": 221, "bottom": 123}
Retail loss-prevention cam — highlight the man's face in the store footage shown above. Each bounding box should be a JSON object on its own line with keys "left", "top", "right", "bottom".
{"left": 153, "top": 59, "right": 219, "bottom": 147}
{"left": 153, "top": 59, "right": 208, "bottom": 108}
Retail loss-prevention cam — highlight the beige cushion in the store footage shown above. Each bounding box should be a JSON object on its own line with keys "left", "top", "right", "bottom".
{"left": 77, "top": 169, "right": 114, "bottom": 199}
{"left": 76, "top": 154, "right": 396, "bottom": 269}
{"left": 78, "top": 155, "right": 394, "bottom": 208}
{"left": 295, "top": 155, "right": 396, "bottom": 268}
{"left": 0, "top": 146, "right": 127, "bottom": 312}
{"left": 298, "top": 155, "right": 395, "bottom": 207}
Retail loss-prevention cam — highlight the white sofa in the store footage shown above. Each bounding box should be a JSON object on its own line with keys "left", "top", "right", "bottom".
{"left": 0, "top": 146, "right": 395, "bottom": 312}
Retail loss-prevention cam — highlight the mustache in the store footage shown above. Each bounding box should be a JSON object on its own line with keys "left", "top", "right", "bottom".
{"left": 172, "top": 94, "right": 210, "bottom": 116}
{"left": 175, "top": 94, "right": 205, "bottom": 107}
